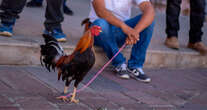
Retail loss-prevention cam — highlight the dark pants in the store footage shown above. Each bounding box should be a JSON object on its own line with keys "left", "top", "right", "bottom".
{"left": 35, "top": 0, "right": 67, "bottom": 8}
{"left": 0, "top": 0, "right": 64, "bottom": 31}
{"left": 166, "top": 0, "right": 206, "bottom": 43}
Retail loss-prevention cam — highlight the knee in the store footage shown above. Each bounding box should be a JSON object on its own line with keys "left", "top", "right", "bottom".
{"left": 139, "top": 21, "right": 155, "bottom": 41}
{"left": 144, "top": 21, "right": 155, "bottom": 32}
{"left": 92, "top": 19, "right": 110, "bottom": 33}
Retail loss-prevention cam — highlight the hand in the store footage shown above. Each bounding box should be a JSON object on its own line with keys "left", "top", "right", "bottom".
{"left": 121, "top": 24, "right": 140, "bottom": 45}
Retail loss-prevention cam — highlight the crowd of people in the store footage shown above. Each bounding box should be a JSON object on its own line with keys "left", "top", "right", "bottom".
{"left": 0, "top": 0, "right": 206, "bottom": 83}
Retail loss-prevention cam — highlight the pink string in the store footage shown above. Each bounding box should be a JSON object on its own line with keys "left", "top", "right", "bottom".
{"left": 61, "top": 43, "right": 127, "bottom": 98}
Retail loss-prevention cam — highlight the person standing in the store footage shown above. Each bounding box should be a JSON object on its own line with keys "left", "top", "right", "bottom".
{"left": 0, "top": 0, "right": 67, "bottom": 42}
{"left": 164, "top": 0, "right": 207, "bottom": 55}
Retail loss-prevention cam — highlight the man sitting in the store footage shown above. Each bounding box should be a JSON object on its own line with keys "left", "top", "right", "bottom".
{"left": 89, "top": 0, "right": 155, "bottom": 82}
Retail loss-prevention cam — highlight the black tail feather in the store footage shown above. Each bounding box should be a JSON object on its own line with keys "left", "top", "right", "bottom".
{"left": 40, "top": 34, "right": 62, "bottom": 72}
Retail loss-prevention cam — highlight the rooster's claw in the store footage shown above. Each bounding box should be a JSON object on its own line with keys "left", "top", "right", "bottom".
{"left": 56, "top": 96, "right": 69, "bottom": 102}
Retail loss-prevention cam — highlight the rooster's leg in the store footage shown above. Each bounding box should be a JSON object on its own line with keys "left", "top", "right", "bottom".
{"left": 63, "top": 78, "right": 72, "bottom": 94}
{"left": 63, "top": 86, "right": 69, "bottom": 94}
{"left": 56, "top": 79, "right": 72, "bottom": 102}
{"left": 56, "top": 86, "right": 69, "bottom": 102}
{"left": 70, "top": 87, "right": 79, "bottom": 103}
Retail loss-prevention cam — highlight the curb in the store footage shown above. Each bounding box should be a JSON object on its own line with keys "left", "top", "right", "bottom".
{"left": 0, "top": 42, "right": 206, "bottom": 68}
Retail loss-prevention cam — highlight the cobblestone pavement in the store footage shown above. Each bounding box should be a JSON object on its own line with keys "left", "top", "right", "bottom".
{"left": 0, "top": 66, "right": 207, "bottom": 110}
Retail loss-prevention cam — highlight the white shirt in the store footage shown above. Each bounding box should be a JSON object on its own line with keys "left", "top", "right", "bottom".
{"left": 89, "top": 0, "right": 150, "bottom": 22}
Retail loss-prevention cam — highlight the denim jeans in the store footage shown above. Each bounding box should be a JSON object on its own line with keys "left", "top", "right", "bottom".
{"left": 92, "top": 15, "right": 154, "bottom": 69}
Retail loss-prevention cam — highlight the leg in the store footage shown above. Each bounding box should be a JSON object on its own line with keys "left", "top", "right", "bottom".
{"left": 126, "top": 15, "right": 154, "bottom": 69}
{"left": 63, "top": 78, "right": 73, "bottom": 94}
{"left": 164, "top": 0, "right": 182, "bottom": 49}
{"left": 70, "top": 87, "right": 79, "bottom": 103}
{"left": 0, "top": 0, "right": 26, "bottom": 36}
{"left": 187, "top": 0, "right": 207, "bottom": 55}
{"left": 63, "top": 0, "right": 67, "bottom": 8}
{"left": 92, "top": 19, "right": 126, "bottom": 67}
{"left": 165, "top": 0, "right": 182, "bottom": 37}
{"left": 123, "top": 15, "right": 154, "bottom": 83}
{"left": 63, "top": 0, "right": 74, "bottom": 15}
{"left": 69, "top": 79, "right": 82, "bottom": 103}
{"left": 56, "top": 78, "right": 73, "bottom": 102}
{"left": 44, "top": 0, "right": 64, "bottom": 31}
{"left": 26, "top": 0, "right": 43, "bottom": 7}
{"left": 189, "top": 0, "right": 205, "bottom": 43}
{"left": 44, "top": 0, "right": 66, "bottom": 42}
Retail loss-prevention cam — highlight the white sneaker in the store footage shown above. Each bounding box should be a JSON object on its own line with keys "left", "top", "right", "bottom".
{"left": 127, "top": 68, "right": 151, "bottom": 83}
{"left": 114, "top": 63, "right": 130, "bottom": 79}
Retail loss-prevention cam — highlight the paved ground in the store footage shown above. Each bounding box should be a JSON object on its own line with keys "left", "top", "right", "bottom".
{"left": 0, "top": 0, "right": 206, "bottom": 68}
{"left": 0, "top": 66, "right": 207, "bottom": 110}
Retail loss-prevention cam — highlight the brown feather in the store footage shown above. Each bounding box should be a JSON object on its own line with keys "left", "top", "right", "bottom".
{"left": 74, "top": 31, "right": 93, "bottom": 53}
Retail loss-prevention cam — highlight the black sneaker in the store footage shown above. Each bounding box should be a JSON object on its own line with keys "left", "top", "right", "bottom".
{"left": 114, "top": 63, "right": 130, "bottom": 79}
{"left": 26, "top": 0, "right": 42, "bottom": 7}
{"left": 127, "top": 68, "right": 151, "bottom": 83}
{"left": 63, "top": 6, "right": 74, "bottom": 15}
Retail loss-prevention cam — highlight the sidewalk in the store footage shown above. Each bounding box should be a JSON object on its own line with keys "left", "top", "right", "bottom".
{"left": 0, "top": 0, "right": 206, "bottom": 68}
{"left": 0, "top": 65, "right": 207, "bottom": 110}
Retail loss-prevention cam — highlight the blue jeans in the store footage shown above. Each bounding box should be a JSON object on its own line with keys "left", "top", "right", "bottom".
{"left": 92, "top": 15, "right": 154, "bottom": 69}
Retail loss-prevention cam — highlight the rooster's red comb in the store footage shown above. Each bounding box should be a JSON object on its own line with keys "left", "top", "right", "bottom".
{"left": 90, "top": 25, "right": 102, "bottom": 36}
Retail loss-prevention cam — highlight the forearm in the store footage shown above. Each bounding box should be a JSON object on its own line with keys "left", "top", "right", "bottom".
{"left": 134, "top": 3, "right": 155, "bottom": 33}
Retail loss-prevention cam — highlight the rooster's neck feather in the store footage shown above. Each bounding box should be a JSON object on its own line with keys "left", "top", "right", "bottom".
{"left": 74, "top": 30, "right": 94, "bottom": 53}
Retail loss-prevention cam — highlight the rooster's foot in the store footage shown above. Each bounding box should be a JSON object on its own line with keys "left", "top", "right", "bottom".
{"left": 70, "top": 98, "right": 79, "bottom": 103}
{"left": 56, "top": 96, "right": 69, "bottom": 102}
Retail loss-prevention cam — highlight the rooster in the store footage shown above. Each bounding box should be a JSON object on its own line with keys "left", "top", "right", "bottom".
{"left": 40, "top": 20, "right": 101, "bottom": 103}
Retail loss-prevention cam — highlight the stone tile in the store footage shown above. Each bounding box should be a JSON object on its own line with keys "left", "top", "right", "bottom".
{"left": 58, "top": 103, "right": 90, "bottom": 110}
{"left": 98, "top": 92, "right": 137, "bottom": 105}
{"left": 124, "top": 91, "right": 172, "bottom": 106}
{"left": 15, "top": 96, "right": 57, "bottom": 110}
{"left": 80, "top": 96, "right": 120, "bottom": 110}
{"left": 0, "top": 107, "right": 19, "bottom": 110}
{"left": 0, "top": 95, "right": 14, "bottom": 106}
{"left": 145, "top": 90, "right": 187, "bottom": 107}
{"left": 121, "top": 103, "right": 151, "bottom": 110}
{"left": 0, "top": 81, "right": 12, "bottom": 91}
{"left": 179, "top": 104, "right": 207, "bottom": 110}
{"left": 189, "top": 93, "right": 207, "bottom": 106}
{"left": 78, "top": 91, "right": 100, "bottom": 99}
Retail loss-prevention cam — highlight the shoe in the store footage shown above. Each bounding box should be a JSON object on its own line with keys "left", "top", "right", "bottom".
{"left": 26, "top": 0, "right": 42, "bottom": 7}
{"left": 63, "top": 6, "right": 74, "bottom": 16}
{"left": 0, "top": 24, "right": 13, "bottom": 37}
{"left": 44, "top": 28, "right": 67, "bottom": 42}
{"left": 164, "top": 36, "right": 179, "bottom": 49}
{"left": 114, "top": 63, "right": 130, "bottom": 79}
{"left": 187, "top": 42, "right": 207, "bottom": 55}
{"left": 127, "top": 68, "right": 151, "bottom": 83}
